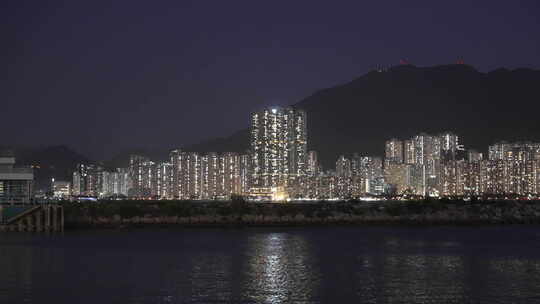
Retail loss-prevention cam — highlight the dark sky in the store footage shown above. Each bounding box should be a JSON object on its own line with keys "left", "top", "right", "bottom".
{"left": 3, "top": 0, "right": 540, "bottom": 160}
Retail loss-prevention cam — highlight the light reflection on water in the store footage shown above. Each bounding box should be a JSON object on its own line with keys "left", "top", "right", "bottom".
{"left": 1, "top": 226, "right": 540, "bottom": 304}
{"left": 243, "top": 233, "right": 320, "bottom": 303}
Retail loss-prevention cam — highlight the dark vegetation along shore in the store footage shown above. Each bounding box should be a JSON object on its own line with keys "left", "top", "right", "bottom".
{"left": 63, "top": 199, "right": 540, "bottom": 229}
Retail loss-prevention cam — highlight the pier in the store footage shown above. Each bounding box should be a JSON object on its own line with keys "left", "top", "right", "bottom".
{"left": 0, "top": 204, "right": 64, "bottom": 232}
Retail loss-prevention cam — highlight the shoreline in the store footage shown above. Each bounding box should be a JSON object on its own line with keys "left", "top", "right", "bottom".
{"left": 4, "top": 199, "right": 540, "bottom": 232}
{"left": 64, "top": 200, "right": 540, "bottom": 230}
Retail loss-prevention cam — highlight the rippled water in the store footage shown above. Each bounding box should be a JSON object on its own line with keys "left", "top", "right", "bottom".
{"left": 1, "top": 226, "right": 540, "bottom": 303}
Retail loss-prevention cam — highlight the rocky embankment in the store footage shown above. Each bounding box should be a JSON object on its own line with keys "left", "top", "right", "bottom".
{"left": 63, "top": 200, "right": 540, "bottom": 229}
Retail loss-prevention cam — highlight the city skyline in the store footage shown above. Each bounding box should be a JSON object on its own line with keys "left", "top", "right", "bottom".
{"left": 65, "top": 107, "right": 540, "bottom": 201}
{"left": 4, "top": 2, "right": 540, "bottom": 303}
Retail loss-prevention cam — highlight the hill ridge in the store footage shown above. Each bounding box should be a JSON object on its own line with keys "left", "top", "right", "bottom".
{"left": 185, "top": 64, "right": 540, "bottom": 168}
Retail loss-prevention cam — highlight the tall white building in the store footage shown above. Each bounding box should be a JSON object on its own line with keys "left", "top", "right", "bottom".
{"left": 404, "top": 139, "right": 416, "bottom": 164}
{"left": 219, "top": 152, "right": 241, "bottom": 197}
{"left": 307, "top": 151, "right": 319, "bottom": 177}
{"left": 157, "top": 162, "right": 172, "bottom": 198}
{"left": 385, "top": 138, "right": 404, "bottom": 163}
{"left": 129, "top": 155, "right": 151, "bottom": 197}
{"left": 184, "top": 152, "right": 202, "bottom": 199}
{"left": 201, "top": 152, "right": 219, "bottom": 199}
{"left": 440, "top": 132, "right": 461, "bottom": 162}
{"left": 72, "top": 163, "right": 103, "bottom": 197}
{"left": 239, "top": 154, "right": 251, "bottom": 195}
{"left": 336, "top": 155, "right": 352, "bottom": 177}
{"left": 101, "top": 168, "right": 132, "bottom": 197}
{"left": 250, "top": 107, "right": 307, "bottom": 189}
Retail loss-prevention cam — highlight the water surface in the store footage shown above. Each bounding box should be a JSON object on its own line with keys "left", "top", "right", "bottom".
{"left": 1, "top": 226, "right": 540, "bottom": 303}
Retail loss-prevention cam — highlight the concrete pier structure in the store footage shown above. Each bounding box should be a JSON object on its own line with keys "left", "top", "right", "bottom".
{"left": 0, "top": 204, "right": 64, "bottom": 232}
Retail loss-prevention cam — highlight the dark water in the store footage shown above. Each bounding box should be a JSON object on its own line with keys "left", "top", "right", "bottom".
{"left": 2, "top": 226, "right": 540, "bottom": 304}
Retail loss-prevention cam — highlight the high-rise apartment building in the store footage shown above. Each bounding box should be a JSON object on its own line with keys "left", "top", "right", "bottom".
{"left": 468, "top": 150, "right": 483, "bottom": 162}
{"left": 336, "top": 155, "right": 352, "bottom": 177}
{"left": 404, "top": 140, "right": 416, "bottom": 164}
{"left": 489, "top": 142, "right": 540, "bottom": 162}
{"left": 239, "top": 154, "right": 251, "bottom": 195}
{"left": 72, "top": 164, "right": 87, "bottom": 196}
{"left": 129, "top": 155, "right": 151, "bottom": 197}
{"left": 439, "top": 160, "right": 467, "bottom": 196}
{"left": 335, "top": 155, "right": 352, "bottom": 198}
{"left": 169, "top": 150, "right": 250, "bottom": 200}
{"left": 116, "top": 168, "right": 131, "bottom": 196}
{"left": 440, "top": 132, "right": 461, "bottom": 162}
{"left": 385, "top": 139, "right": 404, "bottom": 163}
{"left": 410, "top": 164, "right": 426, "bottom": 195}
{"left": 482, "top": 142, "right": 540, "bottom": 195}
{"left": 72, "top": 171, "right": 81, "bottom": 196}
{"left": 349, "top": 155, "right": 383, "bottom": 195}
{"left": 389, "top": 132, "right": 465, "bottom": 196}
{"left": 169, "top": 149, "right": 183, "bottom": 199}
{"left": 72, "top": 163, "right": 103, "bottom": 196}
{"left": 384, "top": 162, "right": 411, "bottom": 195}
{"left": 218, "top": 152, "right": 241, "bottom": 197}
{"left": 184, "top": 152, "right": 202, "bottom": 199}
{"left": 101, "top": 171, "right": 116, "bottom": 197}
{"left": 157, "top": 162, "right": 172, "bottom": 198}
{"left": 488, "top": 142, "right": 511, "bottom": 161}
{"left": 201, "top": 152, "right": 219, "bottom": 199}
{"left": 307, "top": 151, "right": 319, "bottom": 177}
{"left": 250, "top": 107, "right": 307, "bottom": 189}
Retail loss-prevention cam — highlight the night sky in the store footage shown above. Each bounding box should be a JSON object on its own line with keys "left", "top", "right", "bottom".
{"left": 3, "top": 0, "right": 540, "bottom": 160}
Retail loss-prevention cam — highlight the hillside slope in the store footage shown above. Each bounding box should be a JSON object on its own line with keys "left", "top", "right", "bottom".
{"left": 186, "top": 64, "right": 540, "bottom": 168}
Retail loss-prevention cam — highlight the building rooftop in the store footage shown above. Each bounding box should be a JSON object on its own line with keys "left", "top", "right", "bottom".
{"left": 0, "top": 153, "right": 33, "bottom": 180}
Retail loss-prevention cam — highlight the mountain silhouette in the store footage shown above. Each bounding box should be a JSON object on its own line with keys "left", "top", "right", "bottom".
{"left": 186, "top": 64, "right": 540, "bottom": 169}
{"left": 8, "top": 64, "right": 539, "bottom": 181}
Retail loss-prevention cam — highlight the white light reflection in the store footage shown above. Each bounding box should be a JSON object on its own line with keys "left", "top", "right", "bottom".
{"left": 243, "top": 233, "right": 320, "bottom": 303}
